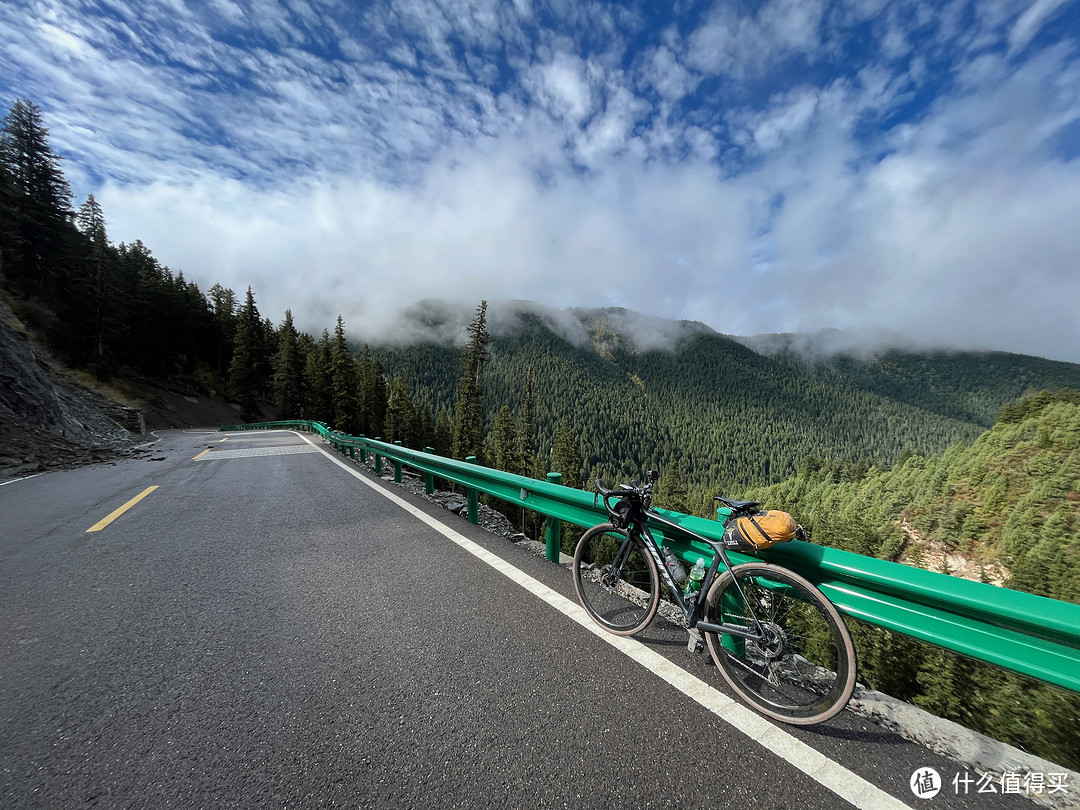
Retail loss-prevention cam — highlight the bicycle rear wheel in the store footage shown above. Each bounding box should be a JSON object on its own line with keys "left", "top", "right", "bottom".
{"left": 702, "top": 563, "right": 856, "bottom": 725}
{"left": 573, "top": 523, "right": 660, "bottom": 635}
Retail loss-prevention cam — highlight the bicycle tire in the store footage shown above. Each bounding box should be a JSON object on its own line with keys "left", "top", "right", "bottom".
{"left": 573, "top": 523, "right": 660, "bottom": 636}
{"left": 702, "top": 562, "right": 856, "bottom": 725}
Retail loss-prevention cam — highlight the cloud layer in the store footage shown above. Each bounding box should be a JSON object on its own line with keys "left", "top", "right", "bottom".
{"left": 3, "top": 0, "right": 1079, "bottom": 360}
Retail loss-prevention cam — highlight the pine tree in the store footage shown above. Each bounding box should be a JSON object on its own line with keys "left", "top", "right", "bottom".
{"left": 656, "top": 457, "right": 690, "bottom": 514}
{"left": 0, "top": 157, "right": 21, "bottom": 269}
{"left": 453, "top": 300, "right": 490, "bottom": 461}
{"left": 295, "top": 332, "right": 316, "bottom": 418}
{"left": 416, "top": 404, "right": 435, "bottom": 451}
{"left": 550, "top": 418, "right": 585, "bottom": 552}
{"left": 208, "top": 283, "right": 238, "bottom": 375}
{"left": 272, "top": 310, "right": 303, "bottom": 418}
{"left": 75, "top": 193, "right": 106, "bottom": 251}
{"left": 433, "top": 406, "right": 453, "bottom": 456}
{"left": 357, "top": 346, "right": 387, "bottom": 437}
{"left": 551, "top": 419, "right": 583, "bottom": 489}
{"left": 518, "top": 364, "right": 536, "bottom": 476}
{"left": 0, "top": 98, "right": 72, "bottom": 295}
{"left": 385, "top": 373, "right": 417, "bottom": 446}
{"left": 493, "top": 404, "right": 519, "bottom": 474}
{"left": 357, "top": 346, "right": 381, "bottom": 436}
{"left": 72, "top": 194, "right": 118, "bottom": 377}
{"left": 330, "top": 315, "right": 358, "bottom": 433}
{"left": 229, "top": 321, "right": 259, "bottom": 420}
{"left": 303, "top": 329, "right": 332, "bottom": 422}
{"left": 0, "top": 99, "right": 71, "bottom": 210}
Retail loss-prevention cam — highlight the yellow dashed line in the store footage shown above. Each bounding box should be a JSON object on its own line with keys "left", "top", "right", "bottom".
{"left": 86, "top": 486, "right": 159, "bottom": 533}
{"left": 193, "top": 449, "right": 211, "bottom": 460}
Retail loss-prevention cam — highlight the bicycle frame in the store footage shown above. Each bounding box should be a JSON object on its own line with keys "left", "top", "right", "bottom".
{"left": 628, "top": 508, "right": 766, "bottom": 642}
{"left": 586, "top": 483, "right": 858, "bottom": 725}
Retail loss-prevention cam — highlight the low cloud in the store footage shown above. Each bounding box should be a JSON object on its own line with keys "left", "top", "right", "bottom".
{"left": 6, "top": 0, "right": 1080, "bottom": 363}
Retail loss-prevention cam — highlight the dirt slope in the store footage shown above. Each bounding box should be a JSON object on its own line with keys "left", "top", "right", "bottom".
{"left": 0, "top": 296, "right": 269, "bottom": 480}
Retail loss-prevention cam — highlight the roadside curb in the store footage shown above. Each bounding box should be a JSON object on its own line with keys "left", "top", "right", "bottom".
{"left": 848, "top": 689, "right": 1079, "bottom": 809}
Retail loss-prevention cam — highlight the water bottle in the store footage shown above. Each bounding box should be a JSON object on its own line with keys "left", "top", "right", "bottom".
{"left": 683, "top": 557, "right": 706, "bottom": 602}
{"left": 661, "top": 545, "right": 686, "bottom": 584}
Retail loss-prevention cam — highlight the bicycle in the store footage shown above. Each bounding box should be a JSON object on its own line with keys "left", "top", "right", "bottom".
{"left": 572, "top": 471, "right": 857, "bottom": 725}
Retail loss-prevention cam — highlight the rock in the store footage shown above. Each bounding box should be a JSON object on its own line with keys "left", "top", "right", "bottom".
{"left": 445, "top": 499, "right": 468, "bottom": 514}
{"left": 0, "top": 296, "right": 145, "bottom": 479}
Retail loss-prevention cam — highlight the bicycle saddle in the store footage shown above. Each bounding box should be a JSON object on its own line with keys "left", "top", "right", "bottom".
{"left": 714, "top": 496, "right": 761, "bottom": 512}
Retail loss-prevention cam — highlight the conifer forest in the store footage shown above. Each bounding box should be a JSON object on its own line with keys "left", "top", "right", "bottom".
{"left": 3, "top": 97, "right": 1079, "bottom": 767}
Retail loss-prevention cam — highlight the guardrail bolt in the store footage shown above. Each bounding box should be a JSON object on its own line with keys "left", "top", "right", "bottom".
{"left": 545, "top": 472, "right": 562, "bottom": 563}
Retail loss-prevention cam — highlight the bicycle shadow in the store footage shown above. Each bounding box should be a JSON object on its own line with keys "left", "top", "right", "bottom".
{"left": 633, "top": 630, "right": 904, "bottom": 745}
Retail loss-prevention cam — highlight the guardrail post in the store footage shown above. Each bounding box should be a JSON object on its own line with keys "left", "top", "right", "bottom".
{"left": 423, "top": 447, "right": 435, "bottom": 494}
{"left": 393, "top": 441, "right": 403, "bottom": 483}
{"left": 545, "top": 472, "right": 562, "bottom": 563}
{"left": 374, "top": 438, "right": 383, "bottom": 474}
{"left": 465, "top": 456, "right": 479, "bottom": 524}
{"left": 359, "top": 435, "right": 367, "bottom": 464}
{"left": 720, "top": 590, "right": 747, "bottom": 656}
{"left": 349, "top": 446, "right": 356, "bottom": 459}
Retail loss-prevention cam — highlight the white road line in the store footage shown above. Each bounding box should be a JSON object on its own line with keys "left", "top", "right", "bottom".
{"left": 0, "top": 473, "right": 42, "bottom": 487}
{"left": 297, "top": 432, "right": 913, "bottom": 810}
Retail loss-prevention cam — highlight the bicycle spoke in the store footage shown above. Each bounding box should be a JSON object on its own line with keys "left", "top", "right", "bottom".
{"left": 702, "top": 563, "right": 856, "bottom": 725}
{"left": 573, "top": 524, "right": 660, "bottom": 636}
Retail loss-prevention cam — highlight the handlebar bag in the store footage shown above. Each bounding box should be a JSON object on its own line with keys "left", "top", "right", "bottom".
{"left": 723, "top": 510, "right": 799, "bottom": 552}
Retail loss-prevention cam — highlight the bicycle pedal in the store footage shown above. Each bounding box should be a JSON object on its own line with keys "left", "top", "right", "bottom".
{"left": 687, "top": 629, "right": 704, "bottom": 653}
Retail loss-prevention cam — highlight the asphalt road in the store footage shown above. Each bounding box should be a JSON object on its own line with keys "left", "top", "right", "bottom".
{"left": 0, "top": 430, "right": 1050, "bottom": 809}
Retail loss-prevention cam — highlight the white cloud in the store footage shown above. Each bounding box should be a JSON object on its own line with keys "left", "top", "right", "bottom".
{"left": 3, "top": 0, "right": 1080, "bottom": 364}
{"left": 749, "top": 46, "right": 1080, "bottom": 361}
{"left": 526, "top": 51, "right": 595, "bottom": 125}
{"left": 749, "top": 89, "right": 820, "bottom": 152}
{"left": 687, "top": 0, "right": 826, "bottom": 78}
{"left": 1009, "top": 0, "right": 1072, "bottom": 54}
{"left": 641, "top": 45, "right": 698, "bottom": 103}
{"left": 95, "top": 129, "right": 764, "bottom": 342}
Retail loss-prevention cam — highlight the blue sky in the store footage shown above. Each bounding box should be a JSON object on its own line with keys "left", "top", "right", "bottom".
{"left": 3, "top": 0, "right": 1079, "bottom": 360}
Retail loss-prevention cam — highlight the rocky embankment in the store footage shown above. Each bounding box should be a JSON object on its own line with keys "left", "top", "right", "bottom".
{"left": 0, "top": 298, "right": 147, "bottom": 479}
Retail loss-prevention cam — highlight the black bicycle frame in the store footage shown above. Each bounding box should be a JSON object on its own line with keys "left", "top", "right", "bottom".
{"left": 629, "top": 508, "right": 766, "bottom": 641}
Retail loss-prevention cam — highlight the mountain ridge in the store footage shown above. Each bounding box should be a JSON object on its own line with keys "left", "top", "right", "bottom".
{"left": 369, "top": 301, "right": 1080, "bottom": 506}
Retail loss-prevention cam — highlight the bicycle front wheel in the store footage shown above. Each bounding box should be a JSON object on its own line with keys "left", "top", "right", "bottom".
{"left": 702, "top": 563, "right": 856, "bottom": 725}
{"left": 573, "top": 523, "right": 660, "bottom": 635}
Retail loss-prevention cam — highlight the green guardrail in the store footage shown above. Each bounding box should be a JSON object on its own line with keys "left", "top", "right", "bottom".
{"left": 221, "top": 420, "right": 1080, "bottom": 695}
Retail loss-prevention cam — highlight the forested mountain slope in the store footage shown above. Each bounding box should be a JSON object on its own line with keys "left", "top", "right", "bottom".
{"left": 745, "top": 329, "right": 1080, "bottom": 425}
{"left": 373, "top": 304, "right": 1080, "bottom": 509}
{"left": 746, "top": 389, "right": 1080, "bottom": 602}
{"left": 742, "top": 390, "right": 1080, "bottom": 767}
